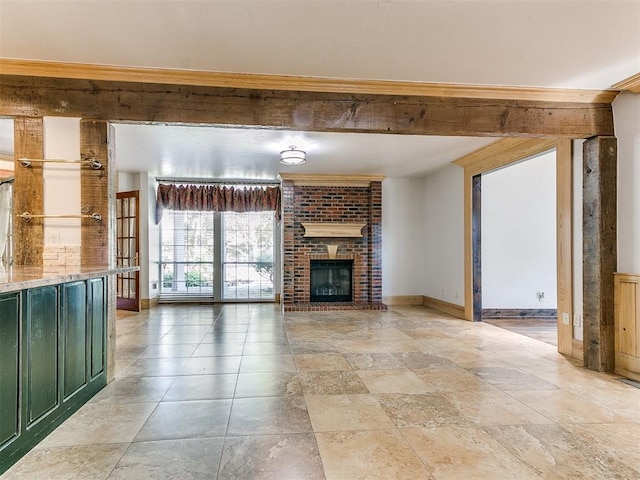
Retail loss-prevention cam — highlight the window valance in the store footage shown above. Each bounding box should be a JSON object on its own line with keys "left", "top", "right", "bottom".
{"left": 155, "top": 183, "right": 281, "bottom": 223}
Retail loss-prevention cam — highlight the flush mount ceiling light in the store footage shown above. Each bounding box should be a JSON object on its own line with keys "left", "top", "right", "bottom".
{"left": 280, "top": 145, "right": 306, "bottom": 165}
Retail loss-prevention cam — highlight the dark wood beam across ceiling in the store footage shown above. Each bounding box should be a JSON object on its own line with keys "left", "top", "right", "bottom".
{"left": 0, "top": 74, "right": 614, "bottom": 138}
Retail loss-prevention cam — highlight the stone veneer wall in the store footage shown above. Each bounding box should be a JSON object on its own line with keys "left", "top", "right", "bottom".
{"left": 281, "top": 179, "right": 384, "bottom": 310}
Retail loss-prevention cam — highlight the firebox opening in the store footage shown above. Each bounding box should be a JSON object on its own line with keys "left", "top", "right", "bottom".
{"left": 310, "top": 259, "right": 353, "bottom": 302}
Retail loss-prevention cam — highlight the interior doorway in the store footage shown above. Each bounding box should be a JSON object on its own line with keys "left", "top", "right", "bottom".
{"left": 459, "top": 138, "right": 576, "bottom": 358}
{"left": 479, "top": 151, "right": 558, "bottom": 347}
{"left": 116, "top": 190, "right": 140, "bottom": 311}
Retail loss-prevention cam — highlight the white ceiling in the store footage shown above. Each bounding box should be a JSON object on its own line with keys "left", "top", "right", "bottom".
{"left": 113, "top": 123, "right": 495, "bottom": 179}
{"left": 1, "top": 1, "right": 638, "bottom": 180}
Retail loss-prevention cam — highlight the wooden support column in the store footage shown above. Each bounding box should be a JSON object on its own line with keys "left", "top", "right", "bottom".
{"left": 80, "top": 120, "right": 117, "bottom": 382}
{"left": 556, "top": 139, "right": 574, "bottom": 356}
{"left": 583, "top": 136, "right": 617, "bottom": 372}
{"left": 80, "top": 119, "right": 114, "bottom": 266}
{"left": 13, "top": 117, "right": 44, "bottom": 266}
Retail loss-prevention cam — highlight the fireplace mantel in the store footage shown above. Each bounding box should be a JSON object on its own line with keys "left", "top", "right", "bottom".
{"left": 302, "top": 222, "right": 366, "bottom": 238}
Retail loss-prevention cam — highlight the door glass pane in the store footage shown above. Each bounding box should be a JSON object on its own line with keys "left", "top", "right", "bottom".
{"left": 159, "top": 210, "right": 215, "bottom": 299}
{"left": 222, "top": 211, "right": 275, "bottom": 300}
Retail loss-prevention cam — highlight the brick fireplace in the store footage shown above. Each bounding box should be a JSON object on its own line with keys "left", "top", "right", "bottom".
{"left": 280, "top": 174, "right": 387, "bottom": 311}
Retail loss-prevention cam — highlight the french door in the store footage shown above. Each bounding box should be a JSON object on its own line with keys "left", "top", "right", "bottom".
{"left": 116, "top": 191, "right": 140, "bottom": 311}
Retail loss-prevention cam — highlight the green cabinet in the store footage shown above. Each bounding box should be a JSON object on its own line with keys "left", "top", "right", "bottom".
{"left": 0, "top": 277, "right": 108, "bottom": 475}
{"left": 0, "top": 292, "right": 20, "bottom": 450}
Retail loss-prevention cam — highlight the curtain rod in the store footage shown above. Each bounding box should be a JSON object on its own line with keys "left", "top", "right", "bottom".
{"left": 156, "top": 177, "right": 280, "bottom": 186}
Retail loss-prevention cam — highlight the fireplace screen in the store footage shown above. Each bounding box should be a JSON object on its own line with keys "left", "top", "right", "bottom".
{"left": 310, "top": 260, "right": 353, "bottom": 302}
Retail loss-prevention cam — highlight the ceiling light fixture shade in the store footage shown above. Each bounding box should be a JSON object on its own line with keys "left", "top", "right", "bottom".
{"left": 280, "top": 146, "right": 306, "bottom": 165}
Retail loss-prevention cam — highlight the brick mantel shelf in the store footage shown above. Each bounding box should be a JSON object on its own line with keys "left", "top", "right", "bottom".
{"left": 301, "top": 222, "right": 366, "bottom": 238}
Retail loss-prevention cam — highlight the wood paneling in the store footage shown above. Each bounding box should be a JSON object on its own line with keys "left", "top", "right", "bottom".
{"left": 13, "top": 117, "right": 43, "bottom": 266}
{"left": 614, "top": 273, "right": 640, "bottom": 381}
{"left": 556, "top": 138, "right": 574, "bottom": 355}
{"left": 0, "top": 58, "right": 620, "bottom": 103}
{"left": 583, "top": 136, "right": 617, "bottom": 372}
{"left": 0, "top": 76, "right": 614, "bottom": 139}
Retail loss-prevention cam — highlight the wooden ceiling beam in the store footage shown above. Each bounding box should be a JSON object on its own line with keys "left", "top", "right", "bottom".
{"left": 0, "top": 75, "right": 614, "bottom": 138}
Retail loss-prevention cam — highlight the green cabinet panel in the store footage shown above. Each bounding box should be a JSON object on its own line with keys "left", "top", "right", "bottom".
{"left": 88, "top": 278, "right": 105, "bottom": 378}
{"left": 26, "top": 286, "right": 59, "bottom": 426}
{"left": 0, "top": 292, "right": 20, "bottom": 449}
{"left": 62, "top": 281, "right": 87, "bottom": 399}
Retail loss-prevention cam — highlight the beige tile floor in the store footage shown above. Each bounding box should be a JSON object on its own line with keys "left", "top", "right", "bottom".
{"left": 3, "top": 304, "right": 640, "bottom": 480}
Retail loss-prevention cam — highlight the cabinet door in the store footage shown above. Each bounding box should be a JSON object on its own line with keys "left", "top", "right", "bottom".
{"left": 0, "top": 292, "right": 20, "bottom": 449}
{"left": 26, "top": 286, "right": 59, "bottom": 426}
{"left": 87, "top": 277, "right": 105, "bottom": 379}
{"left": 62, "top": 281, "right": 88, "bottom": 399}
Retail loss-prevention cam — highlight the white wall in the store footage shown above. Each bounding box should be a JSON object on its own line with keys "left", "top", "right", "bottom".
{"left": 615, "top": 91, "right": 640, "bottom": 273}
{"left": 482, "top": 151, "right": 557, "bottom": 309}
{"left": 382, "top": 177, "right": 425, "bottom": 297}
{"left": 422, "top": 165, "right": 465, "bottom": 306}
{"left": 43, "top": 117, "right": 81, "bottom": 246}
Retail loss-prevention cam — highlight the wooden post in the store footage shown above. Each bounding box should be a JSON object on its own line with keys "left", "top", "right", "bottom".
{"left": 583, "top": 136, "right": 617, "bottom": 372}
{"left": 556, "top": 139, "right": 574, "bottom": 356}
{"left": 80, "top": 120, "right": 117, "bottom": 382}
{"left": 13, "top": 117, "right": 44, "bottom": 266}
{"left": 80, "top": 120, "right": 114, "bottom": 266}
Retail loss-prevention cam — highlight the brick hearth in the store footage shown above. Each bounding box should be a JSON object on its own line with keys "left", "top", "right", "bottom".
{"left": 280, "top": 176, "right": 386, "bottom": 312}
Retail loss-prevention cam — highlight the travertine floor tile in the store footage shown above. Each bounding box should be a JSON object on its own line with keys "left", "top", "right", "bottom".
{"left": 507, "top": 389, "right": 634, "bottom": 424}
{"left": 485, "top": 423, "right": 640, "bottom": 479}
{"left": 305, "top": 394, "right": 396, "bottom": 431}
{"left": 376, "top": 393, "right": 470, "bottom": 428}
{"left": 299, "top": 370, "right": 369, "bottom": 395}
{"left": 134, "top": 400, "right": 232, "bottom": 441}
{"left": 227, "top": 396, "right": 312, "bottom": 435}
{"left": 38, "top": 403, "right": 156, "bottom": 447}
{"left": 316, "top": 429, "right": 432, "bottom": 480}
{"left": 402, "top": 426, "right": 540, "bottom": 480}
{"left": 2, "top": 444, "right": 128, "bottom": 480}
{"left": 357, "top": 368, "right": 433, "bottom": 394}
{"left": 108, "top": 437, "right": 224, "bottom": 480}
{"left": 218, "top": 434, "right": 325, "bottom": 480}
{"left": 293, "top": 353, "right": 352, "bottom": 371}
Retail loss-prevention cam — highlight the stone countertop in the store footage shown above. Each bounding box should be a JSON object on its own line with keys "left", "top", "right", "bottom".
{"left": 0, "top": 265, "right": 140, "bottom": 294}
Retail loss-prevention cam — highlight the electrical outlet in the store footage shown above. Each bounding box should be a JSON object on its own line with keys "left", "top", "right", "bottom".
{"left": 573, "top": 314, "right": 582, "bottom": 327}
{"left": 562, "top": 312, "right": 570, "bottom": 325}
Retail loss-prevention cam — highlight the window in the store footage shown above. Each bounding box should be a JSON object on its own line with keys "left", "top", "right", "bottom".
{"left": 222, "top": 211, "right": 275, "bottom": 300}
{"left": 160, "top": 210, "right": 215, "bottom": 298}
{"left": 159, "top": 209, "right": 275, "bottom": 301}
